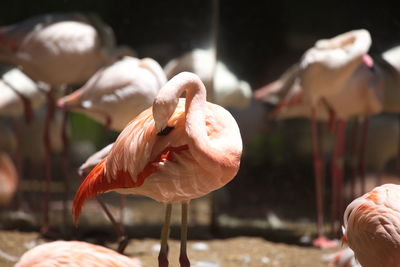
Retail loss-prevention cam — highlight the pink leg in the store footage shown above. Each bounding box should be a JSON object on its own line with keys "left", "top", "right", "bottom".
{"left": 159, "top": 204, "right": 172, "bottom": 267}
{"left": 60, "top": 87, "right": 71, "bottom": 234}
{"left": 358, "top": 117, "right": 369, "bottom": 194}
{"left": 41, "top": 89, "right": 55, "bottom": 235}
{"left": 179, "top": 202, "right": 190, "bottom": 267}
{"left": 311, "top": 107, "right": 338, "bottom": 248}
{"left": 310, "top": 107, "right": 324, "bottom": 238}
{"left": 330, "top": 119, "right": 346, "bottom": 236}
{"left": 348, "top": 118, "right": 360, "bottom": 199}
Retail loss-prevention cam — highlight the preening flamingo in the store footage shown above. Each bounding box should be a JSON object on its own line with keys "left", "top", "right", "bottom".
{"left": 164, "top": 48, "right": 252, "bottom": 109}
{"left": 15, "top": 240, "right": 142, "bottom": 267}
{"left": 343, "top": 183, "right": 400, "bottom": 267}
{"left": 58, "top": 56, "right": 166, "bottom": 131}
{"left": 0, "top": 152, "right": 18, "bottom": 207}
{"left": 72, "top": 72, "right": 242, "bottom": 267}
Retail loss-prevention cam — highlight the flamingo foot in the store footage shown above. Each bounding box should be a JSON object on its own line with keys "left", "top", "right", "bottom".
{"left": 117, "top": 236, "right": 129, "bottom": 254}
{"left": 179, "top": 254, "right": 190, "bottom": 267}
{"left": 312, "top": 236, "right": 339, "bottom": 249}
{"left": 158, "top": 251, "right": 169, "bottom": 267}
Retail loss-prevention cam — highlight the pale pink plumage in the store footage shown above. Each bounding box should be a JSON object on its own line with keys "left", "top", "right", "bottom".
{"left": 0, "top": 13, "right": 133, "bottom": 87}
{"left": 264, "top": 63, "right": 383, "bottom": 120}
{"left": 322, "top": 247, "right": 360, "bottom": 267}
{"left": 14, "top": 240, "right": 142, "bottom": 267}
{"left": 164, "top": 48, "right": 251, "bottom": 109}
{"left": 0, "top": 66, "right": 46, "bottom": 121}
{"left": 58, "top": 56, "right": 166, "bottom": 130}
{"left": 343, "top": 183, "right": 400, "bottom": 267}
{"left": 299, "top": 29, "right": 372, "bottom": 104}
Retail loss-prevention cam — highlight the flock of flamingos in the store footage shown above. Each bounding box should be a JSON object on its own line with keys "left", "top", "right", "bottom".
{"left": 0, "top": 11, "right": 400, "bottom": 267}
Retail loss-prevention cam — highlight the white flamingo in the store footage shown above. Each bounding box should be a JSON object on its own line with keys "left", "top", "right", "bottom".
{"left": 57, "top": 56, "right": 166, "bottom": 131}
{"left": 164, "top": 48, "right": 252, "bottom": 109}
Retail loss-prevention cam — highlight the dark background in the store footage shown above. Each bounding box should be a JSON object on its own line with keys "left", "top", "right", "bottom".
{"left": 1, "top": 0, "right": 399, "bottom": 87}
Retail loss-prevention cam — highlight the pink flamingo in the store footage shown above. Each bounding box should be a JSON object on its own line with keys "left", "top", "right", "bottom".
{"left": 255, "top": 29, "right": 377, "bottom": 247}
{"left": 15, "top": 240, "right": 142, "bottom": 267}
{"left": 343, "top": 183, "right": 400, "bottom": 267}
{"left": 0, "top": 12, "right": 134, "bottom": 234}
{"left": 72, "top": 72, "right": 242, "bottom": 267}
{"left": 57, "top": 56, "right": 166, "bottom": 131}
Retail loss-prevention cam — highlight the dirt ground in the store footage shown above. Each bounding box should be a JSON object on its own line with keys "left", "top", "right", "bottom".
{"left": 0, "top": 189, "right": 345, "bottom": 266}
{"left": 0, "top": 230, "right": 342, "bottom": 267}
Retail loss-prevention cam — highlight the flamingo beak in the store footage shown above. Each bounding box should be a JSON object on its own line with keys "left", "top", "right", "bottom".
{"left": 362, "top": 54, "right": 374, "bottom": 68}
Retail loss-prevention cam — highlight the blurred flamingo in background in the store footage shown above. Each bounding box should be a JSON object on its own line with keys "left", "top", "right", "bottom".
{"left": 0, "top": 65, "right": 47, "bottom": 122}
{"left": 58, "top": 56, "right": 166, "bottom": 131}
{"left": 0, "top": 152, "right": 18, "bottom": 207}
{"left": 15, "top": 240, "right": 142, "bottom": 267}
{"left": 57, "top": 56, "right": 166, "bottom": 247}
{"left": 0, "top": 12, "right": 135, "bottom": 234}
{"left": 0, "top": 65, "right": 48, "bottom": 212}
{"left": 343, "top": 183, "right": 400, "bottom": 267}
{"left": 382, "top": 45, "right": 400, "bottom": 71}
{"left": 255, "top": 29, "right": 377, "bottom": 247}
{"left": 0, "top": 12, "right": 133, "bottom": 87}
{"left": 164, "top": 48, "right": 252, "bottom": 110}
{"left": 72, "top": 72, "right": 242, "bottom": 267}
{"left": 322, "top": 247, "right": 360, "bottom": 267}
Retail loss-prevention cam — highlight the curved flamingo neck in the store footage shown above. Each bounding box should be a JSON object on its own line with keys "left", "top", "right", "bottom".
{"left": 154, "top": 72, "right": 234, "bottom": 175}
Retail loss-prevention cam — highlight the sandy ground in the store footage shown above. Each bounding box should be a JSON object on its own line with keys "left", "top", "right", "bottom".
{"left": 0, "top": 187, "right": 347, "bottom": 266}
{"left": 0, "top": 230, "right": 342, "bottom": 267}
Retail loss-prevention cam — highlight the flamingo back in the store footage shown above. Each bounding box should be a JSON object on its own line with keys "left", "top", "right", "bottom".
{"left": 15, "top": 240, "right": 142, "bottom": 267}
{"left": 343, "top": 183, "right": 400, "bottom": 267}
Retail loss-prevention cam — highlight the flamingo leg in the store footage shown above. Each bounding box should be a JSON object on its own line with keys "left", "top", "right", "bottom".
{"left": 158, "top": 204, "right": 172, "bottom": 267}
{"left": 119, "top": 195, "right": 126, "bottom": 237}
{"left": 358, "top": 117, "right": 369, "bottom": 194}
{"left": 310, "top": 107, "right": 325, "bottom": 240}
{"left": 330, "top": 119, "right": 346, "bottom": 236}
{"left": 348, "top": 117, "right": 360, "bottom": 199}
{"left": 179, "top": 202, "right": 190, "bottom": 267}
{"left": 60, "top": 87, "right": 71, "bottom": 235}
{"left": 41, "top": 89, "right": 55, "bottom": 235}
